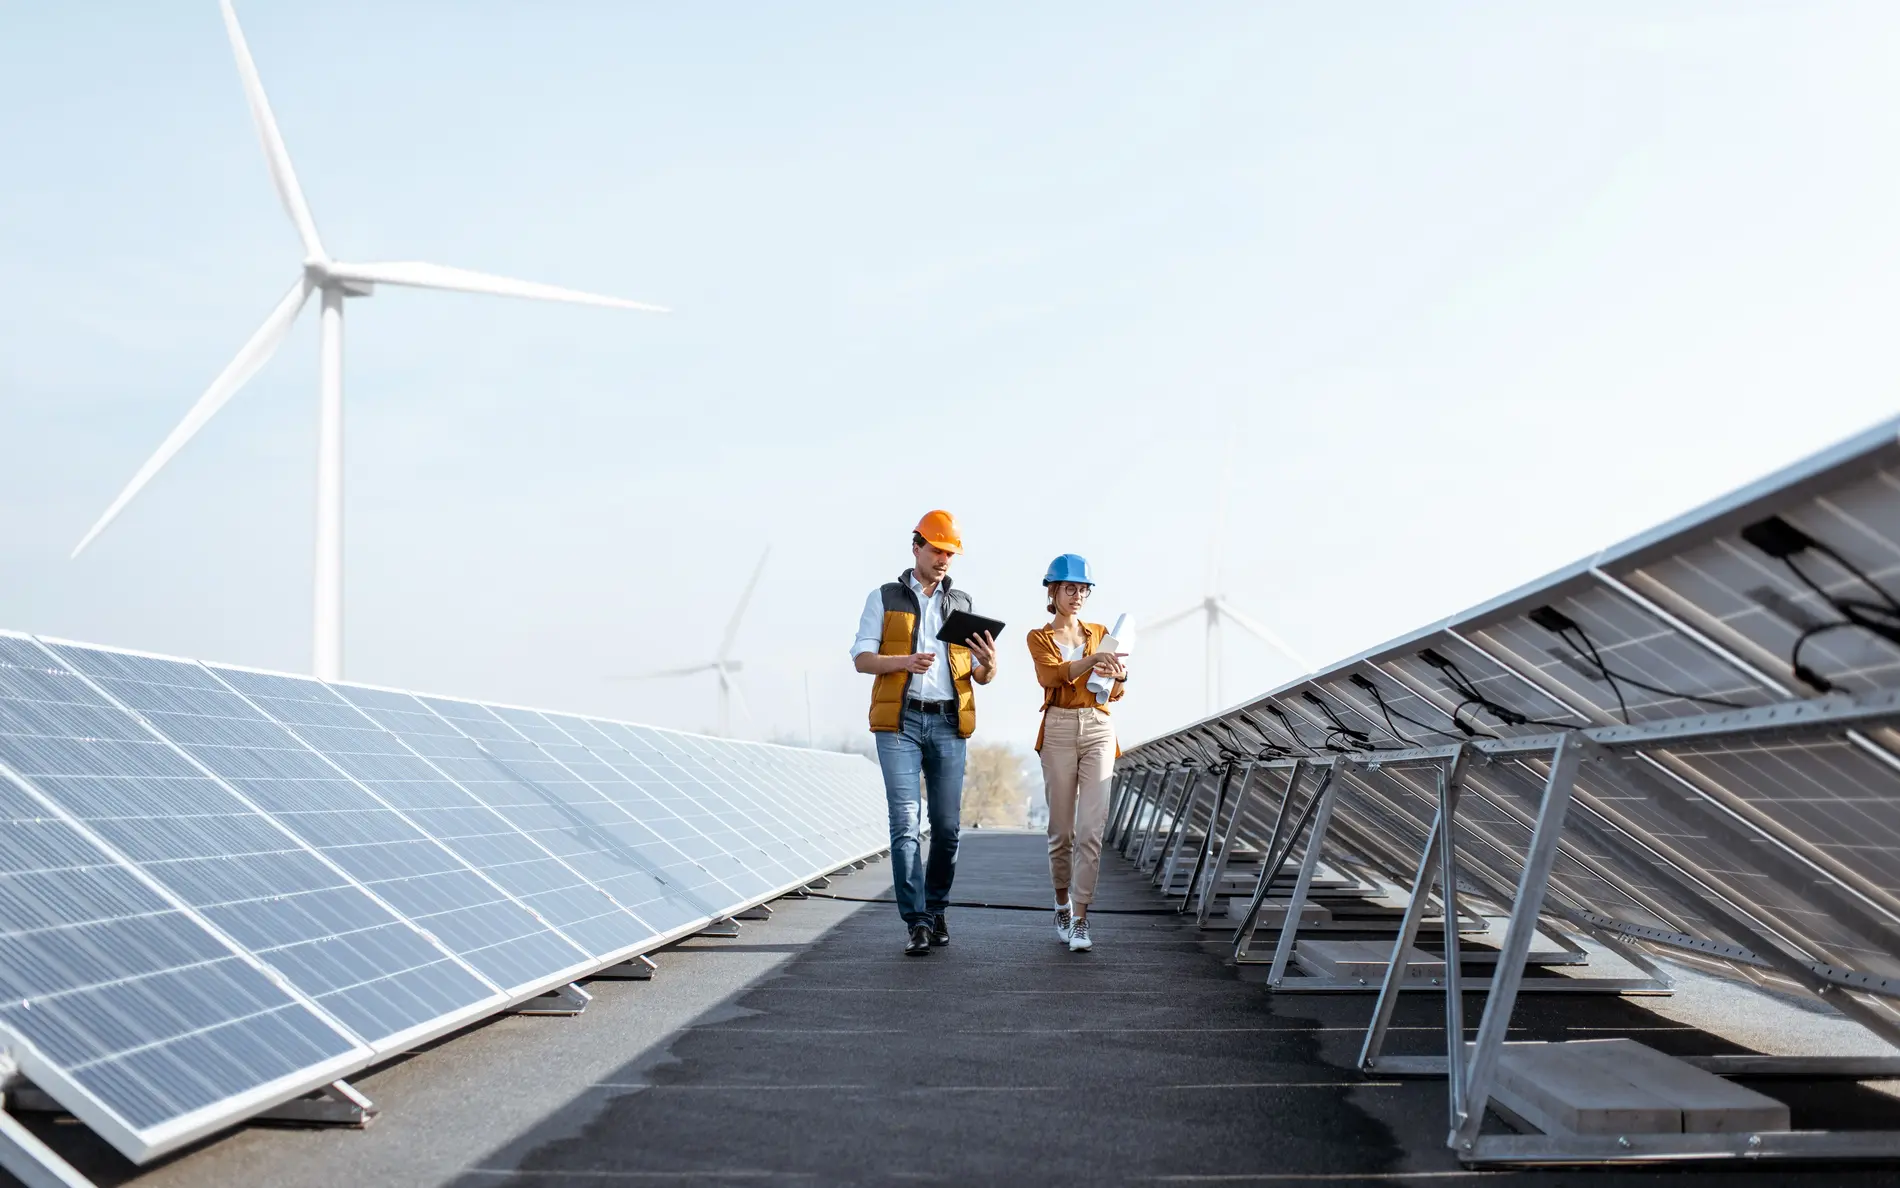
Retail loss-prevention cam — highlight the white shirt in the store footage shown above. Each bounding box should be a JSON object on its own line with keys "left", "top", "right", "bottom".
{"left": 851, "top": 572, "right": 956, "bottom": 702}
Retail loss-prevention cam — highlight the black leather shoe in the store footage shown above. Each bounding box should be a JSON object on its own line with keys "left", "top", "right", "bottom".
{"left": 905, "top": 923, "right": 932, "bottom": 956}
{"left": 929, "top": 912, "right": 949, "bottom": 946}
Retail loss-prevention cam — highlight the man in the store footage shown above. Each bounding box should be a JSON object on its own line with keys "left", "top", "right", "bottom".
{"left": 851, "top": 510, "right": 998, "bottom": 956}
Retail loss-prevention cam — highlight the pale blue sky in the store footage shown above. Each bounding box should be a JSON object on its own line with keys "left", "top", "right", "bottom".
{"left": 3, "top": 2, "right": 1899, "bottom": 749}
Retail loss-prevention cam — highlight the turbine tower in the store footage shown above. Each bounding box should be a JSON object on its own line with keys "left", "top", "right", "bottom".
{"left": 629, "top": 549, "right": 771, "bottom": 737}
{"left": 1149, "top": 462, "right": 1310, "bottom": 713}
{"left": 71, "top": 0, "right": 668, "bottom": 681}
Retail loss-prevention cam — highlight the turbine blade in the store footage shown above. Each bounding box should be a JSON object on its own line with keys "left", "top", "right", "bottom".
{"left": 220, "top": 0, "right": 323, "bottom": 258}
{"left": 717, "top": 548, "right": 771, "bottom": 663}
{"left": 1144, "top": 604, "right": 1203, "bottom": 633}
{"left": 1215, "top": 601, "right": 1313, "bottom": 672}
{"left": 72, "top": 277, "right": 312, "bottom": 558}
{"left": 326, "top": 261, "right": 669, "bottom": 313}
{"left": 727, "top": 675, "right": 755, "bottom": 730}
{"left": 616, "top": 662, "right": 718, "bottom": 680}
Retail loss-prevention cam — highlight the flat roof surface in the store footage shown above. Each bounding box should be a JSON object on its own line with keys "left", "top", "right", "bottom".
{"left": 16, "top": 831, "right": 1900, "bottom": 1186}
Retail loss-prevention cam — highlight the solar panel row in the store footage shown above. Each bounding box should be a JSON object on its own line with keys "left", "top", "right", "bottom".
{"left": 0, "top": 633, "right": 885, "bottom": 1164}
{"left": 1118, "top": 414, "right": 1900, "bottom": 1163}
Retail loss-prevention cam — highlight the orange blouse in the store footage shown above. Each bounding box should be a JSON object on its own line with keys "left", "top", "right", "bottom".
{"left": 1025, "top": 621, "right": 1126, "bottom": 751}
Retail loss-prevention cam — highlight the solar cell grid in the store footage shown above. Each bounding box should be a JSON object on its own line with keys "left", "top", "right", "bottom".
{"left": 179, "top": 666, "right": 594, "bottom": 993}
{"left": 1376, "top": 642, "right": 1584, "bottom": 741}
{"left": 24, "top": 641, "right": 494, "bottom": 1048}
{"left": 664, "top": 734, "right": 839, "bottom": 875}
{"left": 1335, "top": 765, "right": 1546, "bottom": 913}
{"left": 716, "top": 744, "right": 882, "bottom": 868}
{"left": 330, "top": 680, "right": 672, "bottom": 950}
{"left": 413, "top": 696, "right": 720, "bottom": 932}
{"left": 628, "top": 730, "right": 792, "bottom": 846}
{"left": 0, "top": 763, "right": 359, "bottom": 1153}
{"left": 785, "top": 748, "right": 888, "bottom": 856}
{"left": 1470, "top": 588, "right": 1773, "bottom": 727}
{"left": 1444, "top": 760, "right": 1672, "bottom": 927}
{"left": 572, "top": 718, "right": 784, "bottom": 897}
{"left": 1616, "top": 470, "right": 1900, "bottom": 699}
{"left": 1469, "top": 757, "right": 1695, "bottom": 935}
{"left": 503, "top": 710, "right": 742, "bottom": 910}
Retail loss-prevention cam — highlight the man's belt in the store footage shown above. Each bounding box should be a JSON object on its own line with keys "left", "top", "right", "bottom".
{"left": 905, "top": 698, "right": 954, "bottom": 713}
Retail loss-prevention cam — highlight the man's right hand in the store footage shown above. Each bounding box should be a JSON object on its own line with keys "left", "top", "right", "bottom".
{"left": 903, "top": 652, "right": 938, "bottom": 674}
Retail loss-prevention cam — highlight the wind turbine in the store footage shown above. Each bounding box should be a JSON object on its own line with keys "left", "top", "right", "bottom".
{"left": 628, "top": 549, "right": 770, "bottom": 737}
{"left": 70, "top": 0, "right": 668, "bottom": 681}
{"left": 1148, "top": 460, "right": 1310, "bottom": 713}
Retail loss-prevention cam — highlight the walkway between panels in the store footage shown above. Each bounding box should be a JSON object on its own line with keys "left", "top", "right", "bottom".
{"left": 455, "top": 832, "right": 1900, "bottom": 1187}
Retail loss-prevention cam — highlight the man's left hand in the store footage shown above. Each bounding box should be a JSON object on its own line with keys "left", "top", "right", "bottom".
{"left": 967, "top": 630, "right": 998, "bottom": 671}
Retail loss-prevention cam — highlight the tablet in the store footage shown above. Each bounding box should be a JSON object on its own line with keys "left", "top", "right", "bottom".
{"left": 936, "top": 610, "right": 1006, "bottom": 650}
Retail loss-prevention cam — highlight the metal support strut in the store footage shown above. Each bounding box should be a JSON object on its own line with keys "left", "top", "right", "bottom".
{"left": 592, "top": 954, "right": 658, "bottom": 980}
{"left": 1232, "top": 759, "right": 1334, "bottom": 963}
{"left": 511, "top": 982, "right": 592, "bottom": 1016}
{"left": 1181, "top": 760, "right": 1250, "bottom": 916}
{"left": 1451, "top": 733, "right": 1585, "bottom": 1154}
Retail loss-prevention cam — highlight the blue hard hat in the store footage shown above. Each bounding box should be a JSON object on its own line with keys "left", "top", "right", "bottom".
{"left": 1042, "top": 553, "right": 1094, "bottom": 586}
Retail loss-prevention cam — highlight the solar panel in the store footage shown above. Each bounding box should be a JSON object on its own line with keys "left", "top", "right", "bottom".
{"left": 645, "top": 729, "right": 844, "bottom": 881}
{"left": 745, "top": 742, "right": 891, "bottom": 865}
{"left": 27, "top": 640, "right": 502, "bottom": 1048}
{"left": 321, "top": 684, "right": 669, "bottom": 957}
{"left": 0, "top": 631, "right": 886, "bottom": 1179}
{"left": 410, "top": 695, "right": 728, "bottom": 934}
{"left": 477, "top": 706, "right": 748, "bottom": 915}
{"left": 0, "top": 635, "right": 364, "bottom": 1160}
{"left": 155, "top": 663, "right": 597, "bottom": 994}
{"left": 570, "top": 718, "right": 798, "bottom": 899}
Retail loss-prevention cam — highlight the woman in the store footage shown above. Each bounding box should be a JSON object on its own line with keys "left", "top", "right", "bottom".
{"left": 1026, "top": 553, "right": 1127, "bottom": 952}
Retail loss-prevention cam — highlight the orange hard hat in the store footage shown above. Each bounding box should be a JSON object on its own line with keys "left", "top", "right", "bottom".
{"left": 914, "top": 509, "right": 963, "bottom": 554}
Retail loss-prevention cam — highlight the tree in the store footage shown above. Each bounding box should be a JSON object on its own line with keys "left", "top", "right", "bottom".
{"left": 962, "top": 742, "right": 1032, "bottom": 828}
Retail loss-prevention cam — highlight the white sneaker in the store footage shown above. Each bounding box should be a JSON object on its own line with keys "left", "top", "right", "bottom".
{"left": 1054, "top": 904, "right": 1073, "bottom": 943}
{"left": 1069, "top": 914, "right": 1092, "bottom": 952}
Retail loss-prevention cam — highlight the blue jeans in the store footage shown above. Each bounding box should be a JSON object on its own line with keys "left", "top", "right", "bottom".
{"left": 874, "top": 706, "right": 966, "bottom": 927}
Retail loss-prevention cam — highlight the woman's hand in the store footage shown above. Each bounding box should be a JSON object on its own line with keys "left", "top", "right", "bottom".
{"left": 1090, "top": 652, "right": 1128, "bottom": 678}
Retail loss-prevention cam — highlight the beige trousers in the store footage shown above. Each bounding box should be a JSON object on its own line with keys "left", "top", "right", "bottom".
{"left": 1040, "top": 705, "right": 1117, "bottom": 907}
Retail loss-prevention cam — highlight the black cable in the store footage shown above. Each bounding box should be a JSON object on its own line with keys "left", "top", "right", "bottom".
{"left": 1350, "top": 676, "right": 1420, "bottom": 745}
{"left": 1349, "top": 674, "right": 1474, "bottom": 744}
{"left": 1352, "top": 672, "right": 1487, "bottom": 740}
{"left": 1526, "top": 605, "right": 1748, "bottom": 721}
{"left": 1788, "top": 620, "right": 1864, "bottom": 693}
{"left": 1300, "top": 691, "right": 1397, "bottom": 752}
{"left": 1261, "top": 703, "right": 1320, "bottom": 755}
{"left": 804, "top": 893, "right": 1177, "bottom": 915}
{"left": 1739, "top": 516, "right": 1900, "bottom": 693}
{"left": 1420, "top": 647, "right": 1580, "bottom": 731}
